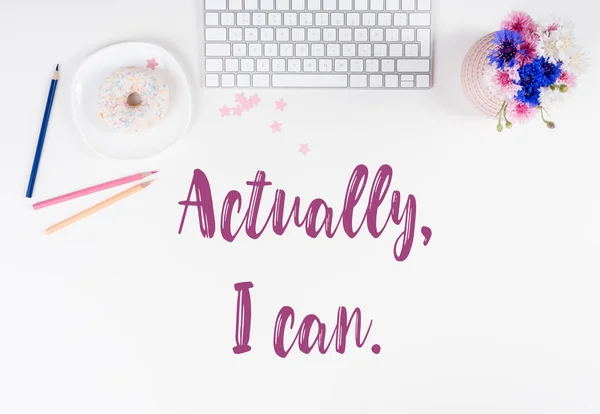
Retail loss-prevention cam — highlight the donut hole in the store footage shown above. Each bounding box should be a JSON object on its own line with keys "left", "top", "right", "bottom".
{"left": 127, "top": 92, "right": 143, "bottom": 107}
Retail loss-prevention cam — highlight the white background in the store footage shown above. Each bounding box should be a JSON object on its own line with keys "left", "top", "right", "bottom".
{"left": 1, "top": 0, "right": 600, "bottom": 413}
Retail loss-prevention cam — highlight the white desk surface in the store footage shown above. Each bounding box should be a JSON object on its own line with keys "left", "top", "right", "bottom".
{"left": 1, "top": 0, "right": 600, "bottom": 413}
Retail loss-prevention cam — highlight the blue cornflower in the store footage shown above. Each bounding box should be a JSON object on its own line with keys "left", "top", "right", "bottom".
{"left": 515, "top": 57, "right": 564, "bottom": 106}
{"left": 488, "top": 29, "right": 525, "bottom": 69}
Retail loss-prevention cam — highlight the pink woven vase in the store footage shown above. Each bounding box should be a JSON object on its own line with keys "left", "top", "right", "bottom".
{"left": 461, "top": 33, "right": 503, "bottom": 118}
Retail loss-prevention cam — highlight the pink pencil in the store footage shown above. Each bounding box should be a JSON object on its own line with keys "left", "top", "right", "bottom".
{"left": 33, "top": 171, "right": 157, "bottom": 210}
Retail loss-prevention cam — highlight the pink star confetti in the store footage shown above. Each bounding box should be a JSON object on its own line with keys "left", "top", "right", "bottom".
{"left": 298, "top": 143, "right": 311, "bottom": 156}
{"left": 242, "top": 98, "right": 254, "bottom": 112}
{"left": 275, "top": 99, "right": 288, "bottom": 111}
{"left": 270, "top": 121, "right": 282, "bottom": 133}
{"left": 235, "top": 93, "right": 246, "bottom": 105}
{"left": 232, "top": 105, "right": 244, "bottom": 116}
{"left": 146, "top": 58, "right": 159, "bottom": 70}
{"left": 249, "top": 94, "right": 261, "bottom": 106}
{"left": 219, "top": 105, "right": 231, "bottom": 117}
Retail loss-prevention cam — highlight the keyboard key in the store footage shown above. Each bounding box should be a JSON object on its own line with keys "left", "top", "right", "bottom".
{"left": 225, "top": 58, "right": 239, "bottom": 71}
{"left": 378, "top": 13, "right": 392, "bottom": 26}
{"left": 409, "top": 12, "right": 430, "bottom": 26}
{"left": 347, "top": 13, "right": 360, "bottom": 25}
{"left": 319, "top": 59, "right": 333, "bottom": 72}
{"left": 401, "top": 0, "right": 415, "bottom": 10}
{"left": 311, "top": 43, "right": 325, "bottom": 56}
{"left": 296, "top": 43, "right": 309, "bottom": 56}
{"left": 405, "top": 43, "right": 419, "bottom": 56}
{"left": 362, "top": 13, "right": 375, "bottom": 25}
{"left": 205, "top": 0, "right": 226, "bottom": 10}
{"left": 206, "top": 43, "right": 231, "bottom": 56}
{"left": 280, "top": 43, "right": 294, "bottom": 56}
{"left": 276, "top": 28, "right": 290, "bottom": 40}
{"left": 273, "top": 74, "right": 348, "bottom": 87}
{"left": 393, "top": 12, "right": 407, "bottom": 25}
{"left": 323, "top": 0, "right": 337, "bottom": 10}
{"left": 350, "top": 59, "right": 363, "bottom": 71}
{"left": 205, "top": 58, "right": 223, "bottom": 71}
{"left": 343, "top": 44, "right": 356, "bottom": 56}
{"left": 373, "top": 44, "right": 387, "bottom": 56}
{"left": 307, "top": 0, "right": 320, "bottom": 9}
{"left": 355, "top": 0, "right": 368, "bottom": 10}
{"left": 237, "top": 12, "right": 251, "bottom": 25}
{"left": 230, "top": 0, "right": 243, "bottom": 9}
{"left": 358, "top": 44, "right": 372, "bottom": 56}
{"left": 303, "top": 59, "right": 317, "bottom": 71}
{"left": 245, "top": 0, "right": 258, "bottom": 9}
{"left": 268, "top": 12, "right": 282, "bottom": 25}
{"left": 240, "top": 58, "right": 255, "bottom": 71}
{"left": 331, "top": 13, "right": 344, "bottom": 25}
{"left": 401, "top": 79, "right": 414, "bottom": 88}
{"left": 315, "top": 13, "right": 328, "bottom": 25}
{"left": 260, "top": 27, "right": 274, "bottom": 40}
{"left": 222, "top": 73, "right": 235, "bottom": 87}
{"left": 401, "top": 28, "right": 415, "bottom": 41}
{"left": 389, "top": 44, "right": 403, "bottom": 56}
{"left": 385, "top": 0, "right": 400, "bottom": 9}
{"left": 253, "top": 12, "right": 266, "bottom": 24}
{"left": 276, "top": 0, "right": 290, "bottom": 9}
{"left": 265, "top": 43, "right": 278, "bottom": 56}
{"left": 370, "top": 74, "right": 383, "bottom": 87}
{"left": 417, "top": 28, "right": 430, "bottom": 56}
{"left": 229, "top": 28, "right": 243, "bottom": 41}
{"left": 233, "top": 43, "right": 247, "bottom": 56}
{"left": 385, "top": 28, "right": 399, "bottom": 41}
{"left": 291, "top": 28, "right": 305, "bottom": 40}
{"left": 370, "top": 0, "right": 384, "bottom": 10}
{"left": 366, "top": 59, "right": 379, "bottom": 72}
{"left": 205, "top": 12, "right": 219, "bottom": 25}
{"left": 238, "top": 74, "right": 251, "bottom": 87}
{"left": 370, "top": 28, "right": 383, "bottom": 41}
{"left": 323, "top": 28, "right": 336, "bottom": 41}
{"left": 299, "top": 12, "right": 313, "bottom": 25}
{"left": 261, "top": 0, "right": 274, "bottom": 9}
{"left": 417, "top": 0, "right": 430, "bottom": 10}
{"left": 284, "top": 12, "right": 297, "bottom": 25}
{"left": 354, "top": 28, "right": 368, "bottom": 41}
{"left": 291, "top": 0, "right": 305, "bottom": 9}
{"left": 339, "top": 28, "right": 352, "bottom": 41}
{"left": 257, "top": 58, "right": 270, "bottom": 71}
{"left": 339, "top": 0, "right": 352, "bottom": 10}
{"left": 416, "top": 74, "right": 430, "bottom": 87}
{"left": 381, "top": 59, "right": 394, "bottom": 72}
{"left": 205, "top": 73, "right": 219, "bottom": 87}
{"left": 221, "top": 12, "right": 235, "bottom": 25}
{"left": 253, "top": 74, "right": 270, "bottom": 87}
{"left": 245, "top": 27, "right": 258, "bottom": 40}
{"left": 205, "top": 28, "right": 226, "bottom": 41}
{"left": 273, "top": 59, "right": 286, "bottom": 71}
{"left": 288, "top": 59, "right": 301, "bottom": 71}
{"left": 248, "top": 43, "right": 262, "bottom": 56}
{"left": 307, "top": 28, "right": 320, "bottom": 41}
{"left": 326, "top": 44, "right": 341, "bottom": 56}
{"left": 334, "top": 59, "right": 348, "bottom": 71}
{"left": 396, "top": 59, "right": 429, "bottom": 72}
{"left": 385, "top": 74, "right": 398, "bottom": 87}
{"left": 350, "top": 74, "right": 367, "bottom": 87}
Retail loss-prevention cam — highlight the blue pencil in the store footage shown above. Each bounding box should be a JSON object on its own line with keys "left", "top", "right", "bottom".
{"left": 26, "top": 64, "right": 59, "bottom": 198}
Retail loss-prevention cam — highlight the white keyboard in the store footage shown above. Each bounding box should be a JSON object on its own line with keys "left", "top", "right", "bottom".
{"left": 201, "top": 0, "right": 433, "bottom": 88}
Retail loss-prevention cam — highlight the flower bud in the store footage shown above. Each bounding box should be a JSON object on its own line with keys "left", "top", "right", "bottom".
{"left": 497, "top": 123, "right": 503, "bottom": 132}
{"left": 505, "top": 121, "right": 513, "bottom": 129}
{"left": 550, "top": 84, "right": 557, "bottom": 91}
{"left": 559, "top": 84, "right": 569, "bottom": 93}
{"left": 547, "top": 121, "right": 556, "bottom": 129}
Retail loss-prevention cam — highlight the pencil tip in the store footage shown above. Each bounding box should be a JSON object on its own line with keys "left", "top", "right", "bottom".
{"left": 151, "top": 170, "right": 158, "bottom": 175}
{"left": 142, "top": 180, "right": 156, "bottom": 188}
{"left": 55, "top": 64, "right": 59, "bottom": 71}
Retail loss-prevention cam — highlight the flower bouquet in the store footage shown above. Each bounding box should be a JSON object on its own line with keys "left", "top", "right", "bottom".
{"left": 462, "top": 11, "right": 587, "bottom": 132}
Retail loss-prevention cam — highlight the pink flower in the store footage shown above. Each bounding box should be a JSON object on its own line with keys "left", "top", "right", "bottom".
{"left": 558, "top": 71, "right": 577, "bottom": 87}
{"left": 516, "top": 39, "right": 538, "bottom": 65}
{"left": 501, "top": 11, "right": 538, "bottom": 38}
{"left": 485, "top": 67, "right": 521, "bottom": 101}
{"left": 507, "top": 101, "right": 536, "bottom": 123}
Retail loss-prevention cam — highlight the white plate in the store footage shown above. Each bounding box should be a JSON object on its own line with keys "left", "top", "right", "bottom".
{"left": 72, "top": 41, "right": 194, "bottom": 159}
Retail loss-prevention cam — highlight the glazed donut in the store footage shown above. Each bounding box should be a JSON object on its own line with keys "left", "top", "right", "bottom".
{"left": 97, "top": 66, "right": 169, "bottom": 134}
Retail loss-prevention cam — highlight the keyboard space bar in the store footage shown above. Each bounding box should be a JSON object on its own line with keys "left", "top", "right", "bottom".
{"left": 272, "top": 74, "right": 348, "bottom": 88}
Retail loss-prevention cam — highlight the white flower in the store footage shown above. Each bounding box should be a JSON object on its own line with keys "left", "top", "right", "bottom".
{"left": 539, "top": 87, "right": 564, "bottom": 110}
{"left": 563, "top": 46, "right": 588, "bottom": 75}
{"left": 537, "top": 27, "right": 576, "bottom": 64}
